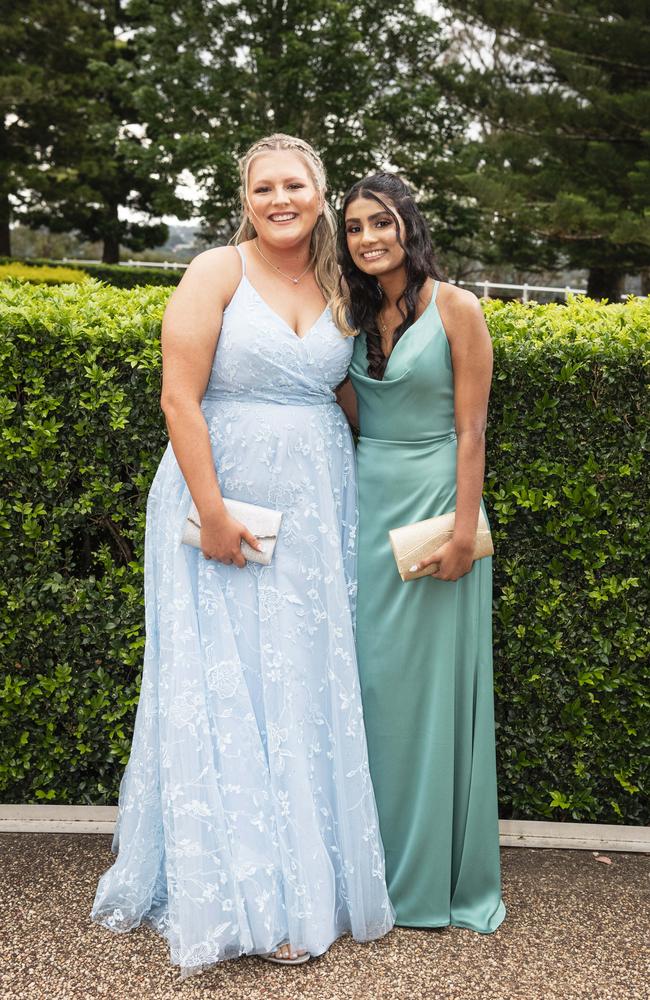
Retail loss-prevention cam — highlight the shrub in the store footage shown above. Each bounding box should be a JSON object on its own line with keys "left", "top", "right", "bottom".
{"left": 0, "top": 280, "right": 168, "bottom": 803}
{"left": 0, "top": 256, "right": 183, "bottom": 288}
{"left": 483, "top": 296, "right": 648, "bottom": 824}
{"left": 0, "top": 282, "right": 648, "bottom": 822}
{"left": 0, "top": 263, "right": 89, "bottom": 285}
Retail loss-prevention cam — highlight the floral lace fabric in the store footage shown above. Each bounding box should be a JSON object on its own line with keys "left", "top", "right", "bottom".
{"left": 90, "top": 248, "right": 395, "bottom": 978}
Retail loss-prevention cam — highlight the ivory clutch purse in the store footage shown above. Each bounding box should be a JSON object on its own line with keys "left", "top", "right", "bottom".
{"left": 182, "top": 497, "right": 283, "bottom": 565}
{"left": 389, "top": 508, "right": 493, "bottom": 581}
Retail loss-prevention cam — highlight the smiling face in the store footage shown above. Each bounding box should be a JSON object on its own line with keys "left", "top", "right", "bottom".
{"left": 246, "top": 150, "right": 323, "bottom": 247}
{"left": 344, "top": 194, "right": 407, "bottom": 277}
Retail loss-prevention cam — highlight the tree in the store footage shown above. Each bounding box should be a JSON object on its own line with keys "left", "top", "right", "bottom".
{"left": 0, "top": 2, "right": 83, "bottom": 256}
{"left": 441, "top": 1, "right": 650, "bottom": 298}
{"left": 4, "top": 1, "right": 192, "bottom": 263}
{"left": 129, "top": 0, "right": 463, "bottom": 242}
{"left": 5, "top": 1, "right": 477, "bottom": 266}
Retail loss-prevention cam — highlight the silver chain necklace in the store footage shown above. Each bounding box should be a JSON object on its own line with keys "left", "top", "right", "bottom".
{"left": 253, "top": 239, "right": 313, "bottom": 285}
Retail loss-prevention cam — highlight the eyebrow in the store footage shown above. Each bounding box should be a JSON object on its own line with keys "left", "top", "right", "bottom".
{"left": 345, "top": 211, "right": 392, "bottom": 223}
{"left": 251, "top": 176, "right": 308, "bottom": 185}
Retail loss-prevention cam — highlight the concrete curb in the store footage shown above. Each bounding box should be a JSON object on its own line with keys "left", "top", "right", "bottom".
{"left": 498, "top": 818, "right": 649, "bottom": 852}
{"left": 0, "top": 805, "right": 648, "bottom": 851}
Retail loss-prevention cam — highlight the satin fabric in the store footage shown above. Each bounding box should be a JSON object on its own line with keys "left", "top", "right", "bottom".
{"left": 349, "top": 282, "right": 506, "bottom": 933}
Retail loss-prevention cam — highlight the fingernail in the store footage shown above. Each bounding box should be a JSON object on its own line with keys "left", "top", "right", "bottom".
{"left": 409, "top": 564, "right": 419, "bottom": 573}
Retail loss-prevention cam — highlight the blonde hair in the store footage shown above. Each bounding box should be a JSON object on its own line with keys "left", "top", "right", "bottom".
{"left": 231, "top": 133, "right": 355, "bottom": 336}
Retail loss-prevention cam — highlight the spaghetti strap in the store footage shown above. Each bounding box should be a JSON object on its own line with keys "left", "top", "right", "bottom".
{"left": 234, "top": 243, "right": 246, "bottom": 276}
{"left": 432, "top": 279, "right": 440, "bottom": 302}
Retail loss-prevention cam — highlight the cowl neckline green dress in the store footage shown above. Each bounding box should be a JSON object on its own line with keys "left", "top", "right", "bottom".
{"left": 349, "top": 280, "right": 506, "bottom": 933}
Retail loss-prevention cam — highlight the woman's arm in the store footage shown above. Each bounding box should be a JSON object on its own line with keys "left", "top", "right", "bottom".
{"left": 416, "top": 288, "right": 493, "bottom": 581}
{"left": 335, "top": 376, "right": 359, "bottom": 434}
{"left": 160, "top": 246, "right": 259, "bottom": 566}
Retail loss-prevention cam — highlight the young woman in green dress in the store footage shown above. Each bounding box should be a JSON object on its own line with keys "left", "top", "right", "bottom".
{"left": 334, "top": 173, "right": 506, "bottom": 934}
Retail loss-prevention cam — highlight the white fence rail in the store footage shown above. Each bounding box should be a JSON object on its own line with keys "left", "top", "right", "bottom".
{"left": 457, "top": 279, "right": 585, "bottom": 301}
{"left": 55, "top": 259, "right": 644, "bottom": 301}
{"left": 61, "top": 257, "right": 186, "bottom": 270}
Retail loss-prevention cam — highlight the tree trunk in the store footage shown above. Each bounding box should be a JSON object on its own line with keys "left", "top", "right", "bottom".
{"left": 102, "top": 233, "right": 120, "bottom": 264}
{"left": 586, "top": 267, "right": 624, "bottom": 302}
{"left": 0, "top": 192, "right": 11, "bottom": 257}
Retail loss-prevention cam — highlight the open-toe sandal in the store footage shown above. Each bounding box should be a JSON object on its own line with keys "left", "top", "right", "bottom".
{"left": 260, "top": 944, "right": 311, "bottom": 965}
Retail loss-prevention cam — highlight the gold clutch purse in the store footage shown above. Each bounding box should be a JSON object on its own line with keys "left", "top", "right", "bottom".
{"left": 389, "top": 508, "right": 493, "bottom": 581}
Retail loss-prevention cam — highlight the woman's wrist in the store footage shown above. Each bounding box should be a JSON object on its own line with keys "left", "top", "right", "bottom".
{"left": 197, "top": 496, "right": 228, "bottom": 525}
{"left": 451, "top": 530, "right": 475, "bottom": 552}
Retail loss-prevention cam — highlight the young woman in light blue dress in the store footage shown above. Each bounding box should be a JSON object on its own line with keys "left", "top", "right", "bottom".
{"left": 91, "top": 134, "right": 394, "bottom": 978}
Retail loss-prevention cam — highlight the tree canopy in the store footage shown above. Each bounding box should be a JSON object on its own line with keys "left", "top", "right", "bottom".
{"left": 442, "top": 1, "right": 650, "bottom": 298}
{"left": 4, "top": 1, "right": 649, "bottom": 287}
{"left": 131, "top": 0, "right": 456, "bottom": 240}
{"left": 3, "top": 2, "right": 192, "bottom": 262}
{"left": 0, "top": 1, "right": 81, "bottom": 256}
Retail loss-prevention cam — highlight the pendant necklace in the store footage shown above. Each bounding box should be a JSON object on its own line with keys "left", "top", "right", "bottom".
{"left": 253, "top": 239, "right": 313, "bottom": 284}
{"left": 378, "top": 310, "right": 393, "bottom": 355}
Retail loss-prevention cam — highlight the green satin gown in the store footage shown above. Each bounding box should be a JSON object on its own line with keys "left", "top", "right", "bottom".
{"left": 349, "top": 281, "right": 506, "bottom": 933}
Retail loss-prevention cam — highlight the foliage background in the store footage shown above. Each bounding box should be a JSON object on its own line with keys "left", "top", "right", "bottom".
{"left": 4, "top": 2, "right": 648, "bottom": 293}
{"left": 0, "top": 280, "right": 648, "bottom": 822}
{"left": 0, "top": 257, "right": 183, "bottom": 288}
{"left": 440, "top": 0, "right": 650, "bottom": 298}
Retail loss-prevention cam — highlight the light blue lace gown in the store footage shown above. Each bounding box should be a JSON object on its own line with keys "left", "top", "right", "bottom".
{"left": 91, "top": 245, "right": 395, "bottom": 978}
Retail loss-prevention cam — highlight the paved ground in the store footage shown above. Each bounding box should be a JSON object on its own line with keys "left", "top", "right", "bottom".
{"left": 0, "top": 834, "right": 647, "bottom": 1000}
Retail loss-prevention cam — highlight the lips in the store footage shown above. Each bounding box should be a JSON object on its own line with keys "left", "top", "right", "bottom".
{"left": 268, "top": 213, "right": 298, "bottom": 223}
{"left": 361, "top": 249, "right": 387, "bottom": 260}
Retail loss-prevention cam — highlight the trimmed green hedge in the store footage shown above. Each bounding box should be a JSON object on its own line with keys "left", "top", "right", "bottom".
{"left": 0, "top": 262, "right": 90, "bottom": 285}
{"left": 1, "top": 280, "right": 648, "bottom": 822}
{"left": 483, "top": 296, "right": 648, "bottom": 824}
{"left": 1, "top": 279, "right": 168, "bottom": 803}
{"left": 0, "top": 256, "right": 183, "bottom": 288}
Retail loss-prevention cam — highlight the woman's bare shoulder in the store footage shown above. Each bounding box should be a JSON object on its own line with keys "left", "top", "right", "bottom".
{"left": 171, "top": 245, "right": 243, "bottom": 310}
{"left": 437, "top": 281, "right": 484, "bottom": 319}
{"left": 436, "top": 281, "right": 487, "bottom": 340}
{"left": 185, "top": 245, "right": 242, "bottom": 280}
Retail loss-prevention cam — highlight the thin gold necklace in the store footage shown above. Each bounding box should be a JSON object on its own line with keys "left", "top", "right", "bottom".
{"left": 253, "top": 239, "right": 313, "bottom": 285}
{"left": 378, "top": 289, "right": 395, "bottom": 336}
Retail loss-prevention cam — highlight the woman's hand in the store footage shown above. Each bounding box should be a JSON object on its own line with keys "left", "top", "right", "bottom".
{"left": 200, "top": 512, "right": 261, "bottom": 568}
{"left": 411, "top": 537, "right": 474, "bottom": 582}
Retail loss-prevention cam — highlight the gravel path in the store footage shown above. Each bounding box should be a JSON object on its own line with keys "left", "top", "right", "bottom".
{"left": 1, "top": 834, "right": 648, "bottom": 1000}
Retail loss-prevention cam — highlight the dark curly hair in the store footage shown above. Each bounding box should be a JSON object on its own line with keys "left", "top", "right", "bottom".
{"left": 338, "top": 172, "right": 442, "bottom": 380}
